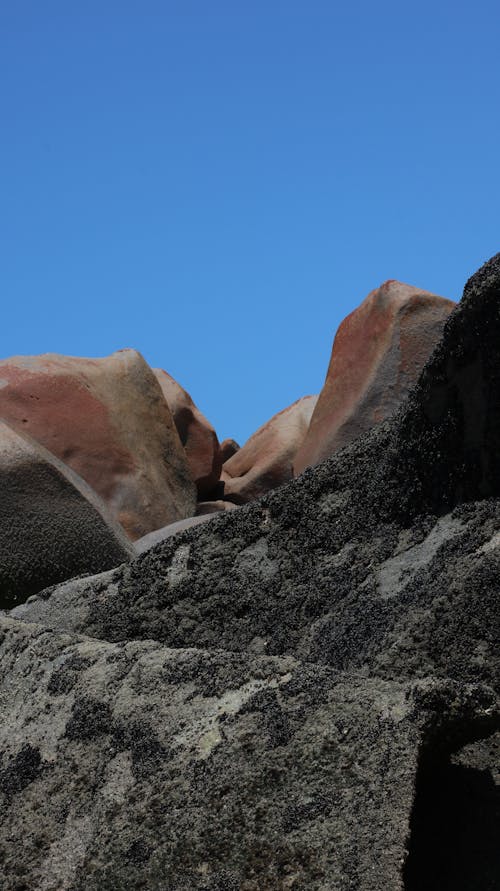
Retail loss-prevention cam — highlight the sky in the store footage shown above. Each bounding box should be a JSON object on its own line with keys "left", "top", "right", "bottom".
{"left": 1, "top": 2, "right": 499, "bottom": 444}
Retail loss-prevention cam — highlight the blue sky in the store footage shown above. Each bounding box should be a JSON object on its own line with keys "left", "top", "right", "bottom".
{"left": 1, "top": 2, "right": 499, "bottom": 444}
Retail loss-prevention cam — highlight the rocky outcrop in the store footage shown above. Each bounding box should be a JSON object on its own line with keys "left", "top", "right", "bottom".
{"left": 0, "top": 421, "right": 133, "bottom": 608}
{"left": 154, "top": 368, "right": 222, "bottom": 498}
{"left": 0, "top": 350, "right": 196, "bottom": 539}
{"left": 0, "top": 616, "right": 496, "bottom": 891}
{"left": 2, "top": 256, "right": 499, "bottom": 890}
{"left": 294, "top": 281, "right": 455, "bottom": 475}
{"left": 222, "top": 395, "right": 317, "bottom": 503}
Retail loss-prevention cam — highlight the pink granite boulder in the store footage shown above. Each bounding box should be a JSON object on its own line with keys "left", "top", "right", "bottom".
{"left": 294, "top": 281, "right": 455, "bottom": 475}
{"left": 0, "top": 350, "right": 196, "bottom": 540}
{"left": 0, "top": 421, "right": 134, "bottom": 607}
{"left": 154, "top": 369, "right": 222, "bottom": 499}
{"left": 222, "top": 395, "right": 318, "bottom": 504}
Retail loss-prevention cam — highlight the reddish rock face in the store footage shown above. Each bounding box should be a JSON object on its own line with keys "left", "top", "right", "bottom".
{"left": 0, "top": 421, "right": 134, "bottom": 606}
{"left": 154, "top": 369, "right": 222, "bottom": 499}
{"left": 222, "top": 395, "right": 318, "bottom": 504}
{"left": 0, "top": 351, "right": 196, "bottom": 540}
{"left": 294, "top": 281, "right": 455, "bottom": 476}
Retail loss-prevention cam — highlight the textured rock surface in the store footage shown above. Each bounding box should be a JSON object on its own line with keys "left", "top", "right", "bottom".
{"left": 3, "top": 256, "right": 500, "bottom": 890}
{"left": 0, "top": 616, "right": 496, "bottom": 891}
{"left": 222, "top": 395, "right": 317, "bottom": 504}
{"left": 134, "top": 512, "right": 225, "bottom": 555}
{"left": 294, "top": 281, "right": 454, "bottom": 475}
{"left": 134, "top": 505, "right": 237, "bottom": 555}
{"left": 154, "top": 368, "right": 222, "bottom": 498}
{"left": 0, "top": 349, "right": 196, "bottom": 539}
{"left": 0, "top": 421, "right": 133, "bottom": 608}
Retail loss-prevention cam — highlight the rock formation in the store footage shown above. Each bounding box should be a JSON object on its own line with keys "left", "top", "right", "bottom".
{"left": 0, "top": 349, "right": 196, "bottom": 539}
{"left": 221, "top": 395, "right": 318, "bottom": 503}
{"left": 0, "top": 256, "right": 498, "bottom": 889}
{"left": 154, "top": 368, "right": 222, "bottom": 498}
{"left": 0, "top": 420, "right": 133, "bottom": 608}
{"left": 220, "top": 437, "right": 240, "bottom": 462}
{"left": 294, "top": 280, "right": 455, "bottom": 475}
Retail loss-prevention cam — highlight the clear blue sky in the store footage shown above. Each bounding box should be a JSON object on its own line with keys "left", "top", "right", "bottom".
{"left": 2, "top": 2, "right": 499, "bottom": 444}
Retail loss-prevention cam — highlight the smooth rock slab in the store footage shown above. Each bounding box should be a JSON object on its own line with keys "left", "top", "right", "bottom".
{"left": 0, "top": 616, "right": 496, "bottom": 891}
{"left": 0, "top": 350, "right": 196, "bottom": 539}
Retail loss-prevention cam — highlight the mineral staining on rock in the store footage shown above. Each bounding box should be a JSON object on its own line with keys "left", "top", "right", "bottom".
{"left": 294, "top": 280, "right": 454, "bottom": 474}
{"left": 0, "top": 349, "right": 196, "bottom": 539}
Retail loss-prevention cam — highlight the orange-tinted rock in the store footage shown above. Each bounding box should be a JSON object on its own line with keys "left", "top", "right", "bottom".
{"left": 154, "top": 369, "right": 222, "bottom": 498}
{"left": 220, "top": 439, "right": 240, "bottom": 462}
{"left": 0, "top": 351, "right": 196, "bottom": 540}
{"left": 294, "top": 281, "right": 455, "bottom": 475}
{"left": 0, "top": 421, "right": 134, "bottom": 607}
{"left": 222, "top": 396, "right": 318, "bottom": 504}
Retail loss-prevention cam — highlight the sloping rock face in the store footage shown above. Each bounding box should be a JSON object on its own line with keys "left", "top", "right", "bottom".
{"left": 0, "top": 421, "right": 133, "bottom": 608}
{"left": 0, "top": 350, "right": 196, "bottom": 539}
{"left": 154, "top": 368, "right": 222, "bottom": 498}
{"left": 2, "top": 256, "right": 500, "bottom": 890}
{"left": 294, "top": 281, "right": 455, "bottom": 475}
{"left": 222, "top": 395, "right": 317, "bottom": 504}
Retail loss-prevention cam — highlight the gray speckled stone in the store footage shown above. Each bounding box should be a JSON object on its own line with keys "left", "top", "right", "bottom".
{"left": 0, "top": 616, "right": 497, "bottom": 891}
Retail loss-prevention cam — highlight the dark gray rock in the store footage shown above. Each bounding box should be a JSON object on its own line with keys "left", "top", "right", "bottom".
{"left": 0, "top": 421, "right": 133, "bottom": 608}
{"left": 3, "top": 254, "right": 500, "bottom": 889}
{"left": 0, "top": 616, "right": 496, "bottom": 891}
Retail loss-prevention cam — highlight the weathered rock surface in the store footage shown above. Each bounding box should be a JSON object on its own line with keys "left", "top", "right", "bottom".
{"left": 0, "top": 421, "right": 133, "bottom": 608}
{"left": 222, "top": 395, "right": 318, "bottom": 503}
{"left": 3, "top": 256, "right": 500, "bottom": 890}
{"left": 0, "top": 349, "right": 196, "bottom": 539}
{"left": 0, "top": 616, "right": 496, "bottom": 891}
{"left": 294, "top": 281, "right": 455, "bottom": 475}
{"left": 154, "top": 368, "right": 222, "bottom": 498}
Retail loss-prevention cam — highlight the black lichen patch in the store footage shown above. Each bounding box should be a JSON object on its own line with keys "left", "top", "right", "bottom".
{"left": 111, "top": 719, "right": 170, "bottom": 779}
{"left": 47, "top": 654, "right": 92, "bottom": 695}
{"left": 64, "top": 697, "right": 113, "bottom": 741}
{"left": 0, "top": 745, "right": 42, "bottom": 801}
{"left": 282, "top": 793, "right": 331, "bottom": 833}
{"left": 240, "top": 688, "right": 292, "bottom": 748}
{"left": 125, "top": 838, "right": 152, "bottom": 864}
